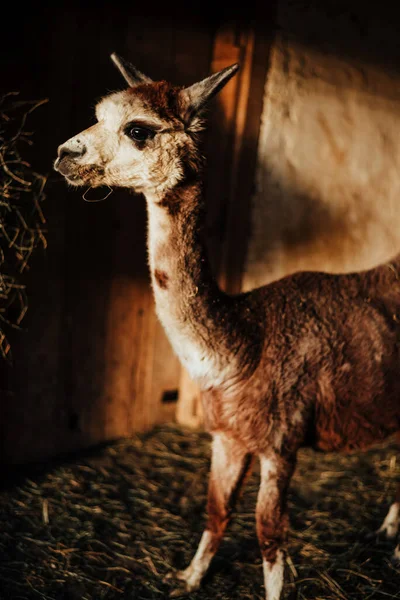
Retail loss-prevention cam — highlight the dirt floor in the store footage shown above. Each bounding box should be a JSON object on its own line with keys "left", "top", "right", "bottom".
{"left": 0, "top": 424, "right": 399, "bottom": 600}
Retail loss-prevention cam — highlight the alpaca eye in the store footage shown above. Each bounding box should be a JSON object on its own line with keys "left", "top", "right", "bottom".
{"left": 127, "top": 126, "right": 154, "bottom": 143}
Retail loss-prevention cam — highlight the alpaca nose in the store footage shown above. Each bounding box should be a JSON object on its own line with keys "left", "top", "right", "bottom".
{"left": 57, "top": 142, "right": 86, "bottom": 161}
{"left": 58, "top": 147, "right": 84, "bottom": 161}
{"left": 54, "top": 139, "right": 87, "bottom": 175}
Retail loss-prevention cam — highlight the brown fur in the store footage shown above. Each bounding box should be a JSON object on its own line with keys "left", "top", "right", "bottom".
{"left": 174, "top": 261, "right": 400, "bottom": 456}
{"left": 205, "top": 438, "right": 254, "bottom": 554}
{"left": 151, "top": 126, "right": 400, "bottom": 586}
{"left": 132, "top": 81, "right": 186, "bottom": 126}
{"left": 256, "top": 456, "right": 295, "bottom": 563}
{"left": 154, "top": 269, "right": 169, "bottom": 289}
{"left": 55, "top": 68, "right": 400, "bottom": 597}
{"left": 156, "top": 177, "right": 266, "bottom": 381}
{"left": 159, "top": 174, "right": 400, "bottom": 458}
{"left": 157, "top": 176, "right": 400, "bottom": 586}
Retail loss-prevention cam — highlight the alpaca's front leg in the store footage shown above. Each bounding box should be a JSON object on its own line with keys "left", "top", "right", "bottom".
{"left": 368, "top": 478, "right": 400, "bottom": 567}
{"left": 165, "top": 433, "right": 253, "bottom": 597}
{"left": 389, "top": 483, "right": 400, "bottom": 566}
{"left": 385, "top": 483, "right": 400, "bottom": 566}
{"left": 256, "top": 453, "right": 296, "bottom": 600}
{"left": 376, "top": 498, "right": 400, "bottom": 540}
{"left": 392, "top": 542, "right": 400, "bottom": 568}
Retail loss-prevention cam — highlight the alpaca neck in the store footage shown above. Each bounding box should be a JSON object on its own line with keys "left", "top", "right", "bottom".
{"left": 145, "top": 179, "right": 260, "bottom": 390}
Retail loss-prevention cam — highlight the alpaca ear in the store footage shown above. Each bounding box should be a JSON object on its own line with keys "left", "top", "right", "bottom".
{"left": 110, "top": 53, "right": 152, "bottom": 86}
{"left": 181, "top": 63, "right": 239, "bottom": 120}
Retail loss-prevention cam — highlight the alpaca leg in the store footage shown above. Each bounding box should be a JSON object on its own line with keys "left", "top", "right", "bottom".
{"left": 256, "top": 453, "right": 296, "bottom": 600}
{"left": 392, "top": 543, "right": 400, "bottom": 568}
{"left": 367, "top": 435, "right": 400, "bottom": 543}
{"left": 376, "top": 485, "right": 400, "bottom": 540}
{"left": 373, "top": 450, "right": 400, "bottom": 565}
{"left": 392, "top": 543, "right": 400, "bottom": 566}
{"left": 165, "top": 433, "right": 253, "bottom": 597}
{"left": 373, "top": 435, "right": 400, "bottom": 541}
{"left": 387, "top": 482, "right": 400, "bottom": 566}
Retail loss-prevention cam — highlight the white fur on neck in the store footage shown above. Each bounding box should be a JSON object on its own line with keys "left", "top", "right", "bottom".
{"left": 146, "top": 198, "right": 235, "bottom": 389}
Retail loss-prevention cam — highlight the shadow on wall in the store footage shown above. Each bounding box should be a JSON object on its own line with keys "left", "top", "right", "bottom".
{"left": 274, "top": 0, "right": 400, "bottom": 80}
{"left": 245, "top": 172, "right": 400, "bottom": 289}
{"left": 243, "top": 0, "right": 400, "bottom": 289}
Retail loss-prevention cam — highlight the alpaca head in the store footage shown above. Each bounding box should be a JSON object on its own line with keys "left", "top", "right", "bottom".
{"left": 54, "top": 54, "right": 238, "bottom": 196}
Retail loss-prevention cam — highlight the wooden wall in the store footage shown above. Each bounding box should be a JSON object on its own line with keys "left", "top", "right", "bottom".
{"left": 0, "top": 3, "right": 276, "bottom": 464}
{"left": 177, "top": 21, "right": 275, "bottom": 427}
{"left": 243, "top": 0, "right": 400, "bottom": 291}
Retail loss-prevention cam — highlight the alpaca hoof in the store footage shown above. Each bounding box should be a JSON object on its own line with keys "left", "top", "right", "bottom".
{"left": 163, "top": 569, "right": 201, "bottom": 597}
{"left": 367, "top": 505, "right": 400, "bottom": 543}
{"left": 364, "top": 525, "right": 398, "bottom": 543}
{"left": 364, "top": 529, "right": 387, "bottom": 543}
{"left": 169, "top": 583, "right": 196, "bottom": 598}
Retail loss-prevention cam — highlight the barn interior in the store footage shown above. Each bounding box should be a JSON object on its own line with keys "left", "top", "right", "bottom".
{"left": 1, "top": 1, "right": 400, "bottom": 598}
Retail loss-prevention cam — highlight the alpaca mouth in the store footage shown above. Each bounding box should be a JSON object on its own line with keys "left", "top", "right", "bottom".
{"left": 54, "top": 157, "right": 82, "bottom": 182}
{"left": 54, "top": 158, "right": 104, "bottom": 186}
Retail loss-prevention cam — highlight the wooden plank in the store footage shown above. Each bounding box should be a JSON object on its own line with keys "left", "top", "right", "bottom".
{"left": 177, "top": 21, "right": 242, "bottom": 428}
{"left": 176, "top": 13, "right": 277, "bottom": 426}
{"left": 222, "top": 16, "right": 277, "bottom": 294}
{"left": 202, "top": 23, "right": 242, "bottom": 279}
{"left": 176, "top": 368, "right": 204, "bottom": 428}
{"left": 0, "top": 6, "right": 217, "bottom": 464}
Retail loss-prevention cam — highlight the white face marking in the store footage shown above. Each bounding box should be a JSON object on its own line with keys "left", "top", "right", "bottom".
{"left": 263, "top": 550, "right": 284, "bottom": 600}
{"left": 377, "top": 502, "right": 400, "bottom": 540}
{"left": 56, "top": 90, "right": 186, "bottom": 195}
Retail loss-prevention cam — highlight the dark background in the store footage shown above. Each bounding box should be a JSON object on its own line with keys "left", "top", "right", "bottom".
{"left": 2, "top": 0, "right": 400, "bottom": 465}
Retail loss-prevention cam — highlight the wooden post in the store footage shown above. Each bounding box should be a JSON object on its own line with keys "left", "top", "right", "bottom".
{"left": 176, "top": 15, "right": 276, "bottom": 428}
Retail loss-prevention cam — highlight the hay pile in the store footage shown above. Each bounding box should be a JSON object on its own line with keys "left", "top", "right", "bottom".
{"left": 0, "top": 93, "right": 47, "bottom": 360}
{"left": 0, "top": 424, "right": 399, "bottom": 599}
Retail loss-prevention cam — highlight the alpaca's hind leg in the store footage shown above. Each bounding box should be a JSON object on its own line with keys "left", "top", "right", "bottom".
{"left": 368, "top": 436, "right": 400, "bottom": 544}
{"left": 392, "top": 542, "right": 400, "bottom": 566}
{"left": 372, "top": 443, "right": 400, "bottom": 565}
{"left": 376, "top": 484, "right": 400, "bottom": 541}
{"left": 256, "top": 452, "right": 296, "bottom": 600}
{"left": 390, "top": 437, "right": 400, "bottom": 565}
{"left": 165, "top": 433, "right": 253, "bottom": 597}
{"left": 375, "top": 435, "right": 400, "bottom": 542}
{"left": 387, "top": 482, "right": 400, "bottom": 566}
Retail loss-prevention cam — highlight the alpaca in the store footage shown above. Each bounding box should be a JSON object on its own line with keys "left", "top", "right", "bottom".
{"left": 54, "top": 53, "right": 400, "bottom": 599}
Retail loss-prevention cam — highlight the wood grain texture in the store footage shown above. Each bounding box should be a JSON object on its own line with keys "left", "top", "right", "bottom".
{"left": 0, "top": 5, "right": 214, "bottom": 464}
{"left": 176, "top": 13, "right": 277, "bottom": 427}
